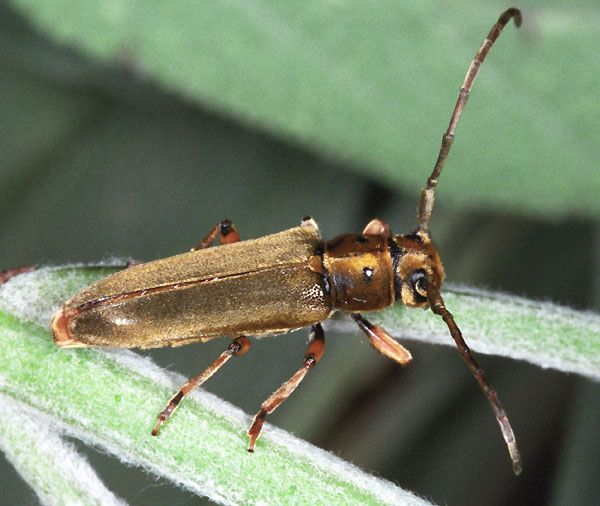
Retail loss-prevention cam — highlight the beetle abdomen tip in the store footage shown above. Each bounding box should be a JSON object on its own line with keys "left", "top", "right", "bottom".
{"left": 51, "top": 307, "right": 84, "bottom": 348}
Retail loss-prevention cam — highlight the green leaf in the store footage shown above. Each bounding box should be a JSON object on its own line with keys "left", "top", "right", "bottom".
{"left": 0, "top": 267, "right": 433, "bottom": 506}
{"left": 7, "top": 0, "right": 600, "bottom": 219}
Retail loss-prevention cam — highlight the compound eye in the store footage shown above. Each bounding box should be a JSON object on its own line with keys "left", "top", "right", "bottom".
{"left": 410, "top": 269, "right": 428, "bottom": 299}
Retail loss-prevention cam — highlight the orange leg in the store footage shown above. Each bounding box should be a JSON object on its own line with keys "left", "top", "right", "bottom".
{"left": 152, "top": 336, "right": 251, "bottom": 436}
{"left": 362, "top": 218, "right": 392, "bottom": 237}
{"left": 352, "top": 313, "right": 412, "bottom": 364}
{"left": 191, "top": 220, "right": 240, "bottom": 251}
{"left": 0, "top": 266, "right": 36, "bottom": 285}
{"left": 247, "top": 324, "right": 325, "bottom": 452}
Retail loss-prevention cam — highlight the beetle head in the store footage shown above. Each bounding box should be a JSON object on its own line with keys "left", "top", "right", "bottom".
{"left": 390, "top": 230, "right": 444, "bottom": 308}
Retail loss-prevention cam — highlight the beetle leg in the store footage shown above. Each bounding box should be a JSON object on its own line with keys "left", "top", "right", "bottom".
{"left": 0, "top": 266, "right": 36, "bottom": 285}
{"left": 191, "top": 220, "right": 240, "bottom": 251}
{"left": 151, "top": 336, "right": 251, "bottom": 436}
{"left": 247, "top": 324, "right": 325, "bottom": 452}
{"left": 362, "top": 218, "right": 392, "bottom": 237}
{"left": 352, "top": 313, "right": 412, "bottom": 364}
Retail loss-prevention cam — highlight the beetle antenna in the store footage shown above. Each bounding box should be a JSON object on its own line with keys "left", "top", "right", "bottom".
{"left": 417, "top": 8, "right": 522, "bottom": 232}
{"left": 426, "top": 282, "right": 522, "bottom": 475}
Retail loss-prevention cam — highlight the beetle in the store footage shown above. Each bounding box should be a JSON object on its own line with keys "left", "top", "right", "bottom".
{"left": 51, "top": 8, "right": 522, "bottom": 475}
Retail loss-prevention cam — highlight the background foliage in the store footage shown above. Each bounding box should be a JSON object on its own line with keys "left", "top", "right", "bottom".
{"left": 1, "top": 0, "right": 599, "bottom": 505}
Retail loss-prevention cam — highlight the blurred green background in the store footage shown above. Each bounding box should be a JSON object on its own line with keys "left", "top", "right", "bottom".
{"left": 1, "top": 0, "right": 599, "bottom": 505}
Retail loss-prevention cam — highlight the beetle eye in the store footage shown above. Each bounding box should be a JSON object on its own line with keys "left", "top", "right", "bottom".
{"left": 410, "top": 270, "right": 428, "bottom": 298}
{"left": 415, "top": 278, "right": 427, "bottom": 297}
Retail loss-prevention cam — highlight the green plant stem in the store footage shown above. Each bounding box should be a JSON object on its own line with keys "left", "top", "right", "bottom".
{"left": 1, "top": 265, "right": 599, "bottom": 504}
{"left": 0, "top": 266, "right": 433, "bottom": 506}
{"left": 0, "top": 394, "right": 126, "bottom": 506}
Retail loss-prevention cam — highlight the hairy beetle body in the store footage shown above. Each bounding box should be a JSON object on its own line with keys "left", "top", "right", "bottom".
{"left": 52, "top": 222, "right": 332, "bottom": 348}
{"left": 50, "top": 8, "right": 523, "bottom": 473}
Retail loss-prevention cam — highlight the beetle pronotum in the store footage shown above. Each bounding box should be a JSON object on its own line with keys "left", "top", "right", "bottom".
{"left": 51, "top": 8, "right": 522, "bottom": 474}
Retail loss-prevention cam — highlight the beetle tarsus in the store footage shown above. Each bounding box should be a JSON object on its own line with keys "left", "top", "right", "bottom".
{"left": 247, "top": 409, "right": 267, "bottom": 452}
{"left": 0, "top": 266, "right": 36, "bottom": 285}
{"left": 362, "top": 218, "right": 392, "bottom": 237}
{"left": 151, "top": 337, "right": 251, "bottom": 436}
{"left": 152, "top": 390, "right": 183, "bottom": 436}
{"left": 352, "top": 313, "right": 412, "bottom": 364}
{"left": 191, "top": 220, "right": 240, "bottom": 251}
{"left": 246, "top": 324, "right": 325, "bottom": 451}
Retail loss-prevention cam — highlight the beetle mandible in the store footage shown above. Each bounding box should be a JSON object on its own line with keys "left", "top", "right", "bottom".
{"left": 51, "top": 8, "right": 523, "bottom": 475}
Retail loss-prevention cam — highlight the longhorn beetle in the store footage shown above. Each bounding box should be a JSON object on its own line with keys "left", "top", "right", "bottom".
{"left": 51, "top": 8, "right": 523, "bottom": 475}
